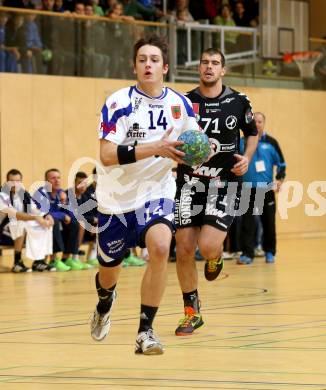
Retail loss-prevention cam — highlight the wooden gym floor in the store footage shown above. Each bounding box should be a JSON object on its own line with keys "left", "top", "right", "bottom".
{"left": 0, "top": 237, "right": 326, "bottom": 389}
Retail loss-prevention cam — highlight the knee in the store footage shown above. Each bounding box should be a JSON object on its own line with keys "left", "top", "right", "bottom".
{"left": 199, "top": 243, "right": 222, "bottom": 260}
{"left": 148, "top": 241, "right": 170, "bottom": 262}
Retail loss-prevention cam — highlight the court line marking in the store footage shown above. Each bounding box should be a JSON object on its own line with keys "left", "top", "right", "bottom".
{"left": 0, "top": 373, "right": 325, "bottom": 388}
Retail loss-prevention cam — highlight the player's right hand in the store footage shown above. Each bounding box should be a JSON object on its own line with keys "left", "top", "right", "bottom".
{"left": 155, "top": 128, "right": 186, "bottom": 164}
{"left": 35, "top": 216, "right": 51, "bottom": 229}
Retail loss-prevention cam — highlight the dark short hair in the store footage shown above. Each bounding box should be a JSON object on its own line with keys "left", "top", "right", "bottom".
{"left": 75, "top": 171, "right": 87, "bottom": 181}
{"left": 6, "top": 169, "right": 22, "bottom": 181}
{"left": 200, "top": 48, "right": 226, "bottom": 67}
{"left": 45, "top": 168, "right": 60, "bottom": 180}
{"left": 133, "top": 34, "right": 169, "bottom": 65}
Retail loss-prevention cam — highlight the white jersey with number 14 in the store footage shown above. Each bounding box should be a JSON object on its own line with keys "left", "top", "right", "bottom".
{"left": 97, "top": 85, "right": 199, "bottom": 214}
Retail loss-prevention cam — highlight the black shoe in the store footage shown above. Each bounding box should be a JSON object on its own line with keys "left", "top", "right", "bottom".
{"left": 45, "top": 261, "right": 57, "bottom": 272}
{"left": 204, "top": 257, "right": 223, "bottom": 281}
{"left": 32, "top": 260, "right": 48, "bottom": 272}
{"left": 175, "top": 306, "right": 204, "bottom": 336}
{"left": 12, "top": 262, "right": 32, "bottom": 273}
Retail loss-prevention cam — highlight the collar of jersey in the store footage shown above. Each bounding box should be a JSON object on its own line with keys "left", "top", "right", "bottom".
{"left": 134, "top": 85, "right": 168, "bottom": 100}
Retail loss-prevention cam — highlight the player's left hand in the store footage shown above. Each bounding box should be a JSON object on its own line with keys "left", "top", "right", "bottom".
{"left": 231, "top": 154, "right": 249, "bottom": 176}
{"left": 273, "top": 179, "right": 283, "bottom": 192}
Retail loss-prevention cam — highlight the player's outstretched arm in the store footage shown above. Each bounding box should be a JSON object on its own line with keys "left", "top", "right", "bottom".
{"left": 100, "top": 128, "right": 186, "bottom": 166}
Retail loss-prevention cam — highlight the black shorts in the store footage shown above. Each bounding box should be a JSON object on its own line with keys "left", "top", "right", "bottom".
{"left": 174, "top": 178, "right": 240, "bottom": 232}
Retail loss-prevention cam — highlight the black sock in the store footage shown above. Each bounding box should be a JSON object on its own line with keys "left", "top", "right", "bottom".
{"left": 183, "top": 289, "right": 200, "bottom": 312}
{"left": 95, "top": 272, "right": 116, "bottom": 314}
{"left": 138, "top": 304, "right": 158, "bottom": 333}
{"left": 14, "top": 251, "right": 22, "bottom": 265}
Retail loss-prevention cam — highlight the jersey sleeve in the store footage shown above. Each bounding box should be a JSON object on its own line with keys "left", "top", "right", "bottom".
{"left": 238, "top": 94, "right": 258, "bottom": 137}
{"left": 271, "top": 138, "right": 286, "bottom": 180}
{"left": 181, "top": 95, "right": 200, "bottom": 132}
{"left": 98, "top": 91, "right": 131, "bottom": 145}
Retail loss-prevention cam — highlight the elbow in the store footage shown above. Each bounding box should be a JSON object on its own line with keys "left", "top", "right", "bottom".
{"left": 100, "top": 154, "right": 116, "bottom": 167}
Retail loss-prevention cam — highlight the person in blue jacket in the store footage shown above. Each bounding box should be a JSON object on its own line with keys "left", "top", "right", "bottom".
{"left": 238, "top": 112, "right": 286, "bottom": 264}
{"left": 34, "top": 168, "right": 80, "bottom": 271}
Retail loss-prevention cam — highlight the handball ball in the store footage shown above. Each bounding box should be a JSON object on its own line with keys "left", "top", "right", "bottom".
{"left": 177, "top": 130, "right": 211, "bottom": 166}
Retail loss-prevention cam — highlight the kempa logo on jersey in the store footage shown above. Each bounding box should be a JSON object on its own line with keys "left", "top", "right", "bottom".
{"left": 149, "top": 104, "right": 163, "bottom": 109}
{"left": 225, "top": 115, "right": 237, "bottom": 130}
{"left": 127, "top": 123, "right": 146, "bottom": 138}
{"left": 221, "top": 97, "right": 235, "bottom": 104}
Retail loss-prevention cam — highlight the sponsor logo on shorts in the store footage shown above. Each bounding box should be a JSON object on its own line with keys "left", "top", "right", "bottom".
{"left": 107, "top": 239, "right": 124, "bottom": 254}
{"left": 192, "top": 166, "right": 222, "bottom": 177}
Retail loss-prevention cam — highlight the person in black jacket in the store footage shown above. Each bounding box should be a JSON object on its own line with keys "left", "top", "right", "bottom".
{"left": 174, "top": 48, "right": 258, "bottom": 336}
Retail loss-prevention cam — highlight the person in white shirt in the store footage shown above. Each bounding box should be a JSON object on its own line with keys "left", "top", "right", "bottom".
{"left": 0, "top": 169, "right": 54, "bottom": 273}
{"left": 90, "top": 34, "right": 200, "bottom": 355}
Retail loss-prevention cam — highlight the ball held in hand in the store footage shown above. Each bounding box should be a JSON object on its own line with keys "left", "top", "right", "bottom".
{"left": 177, "top": 130, "right": 211, "bottom": 166}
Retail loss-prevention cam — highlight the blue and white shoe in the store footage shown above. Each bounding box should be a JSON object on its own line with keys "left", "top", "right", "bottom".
{"left": 265, "top": 252, "right": 275, "bottom": 263}
{"left": 237, "top": 255, "right": 253, "bottom": 265}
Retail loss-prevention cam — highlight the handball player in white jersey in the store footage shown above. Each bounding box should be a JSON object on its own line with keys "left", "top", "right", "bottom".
{"left": 90, "top": 35, "right": 200, "bottom": 355}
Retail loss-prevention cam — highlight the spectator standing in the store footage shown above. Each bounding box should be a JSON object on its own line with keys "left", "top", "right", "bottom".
{"left": 238, "top": 112, "right": 286, "bottom": 265}
{"left": 213, "top": 4, "right": 237, "bottom": 53}
{"left": 89, "top": 0, "right": 105, "bottom": 16}
{"left": 233, "top": 1, "right": 250, "bottom": 27}
{"left": 4, "top": 13, "right": 26, "bottom": 73}
{"left": 0, "top": 12, "right": 8, "bottom": 72}
{"left": 24, "top": 11, "right": 44, "bottom": 73}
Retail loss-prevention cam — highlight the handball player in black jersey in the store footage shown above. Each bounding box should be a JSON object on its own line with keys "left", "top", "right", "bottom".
{"left": 174, "top": 48, "right": 258, "bottom": 336}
